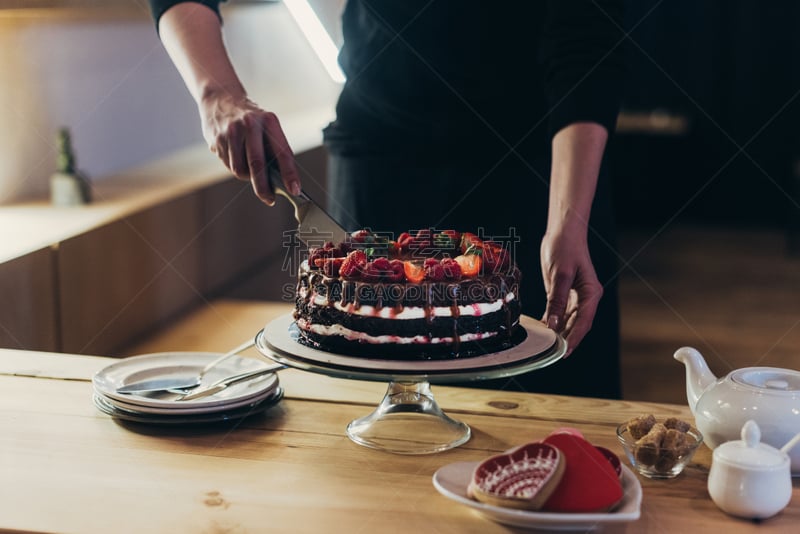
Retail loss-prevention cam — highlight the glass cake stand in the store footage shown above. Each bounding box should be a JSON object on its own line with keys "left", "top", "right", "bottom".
{"left": 255, "top": 313, "right": 566, "bottom": 455}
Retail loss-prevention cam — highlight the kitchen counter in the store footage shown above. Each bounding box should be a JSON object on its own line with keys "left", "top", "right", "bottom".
{"left": 1, "top": 345, "right": 797, "bottom": 533}
{"left": 0, "top": 107, "right": 332, "bottom": 354}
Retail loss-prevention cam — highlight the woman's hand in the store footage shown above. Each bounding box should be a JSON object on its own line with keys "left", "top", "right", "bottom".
{"left": 540, "top": 227, "right": 603, "bottom": 357}
{"left": 199, "top": 92, "right": 301, "bottom": 205}
{"left": 158, "top": 2, "right": 301, "bottom": 205}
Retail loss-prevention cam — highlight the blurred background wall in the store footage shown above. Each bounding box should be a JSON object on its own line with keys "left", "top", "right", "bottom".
{"left": 0, "top": 0, "right": 343, "bottom": 205}
{"left": 611, "top": 0, "right": 800, "bottom": 234}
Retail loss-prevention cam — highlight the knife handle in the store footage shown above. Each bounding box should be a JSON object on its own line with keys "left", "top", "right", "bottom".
{"left": 268, "top": 165, "right": 312, "bottom": 224}
{"left": 268, "top": 165, "right": 310, "bottom": 202}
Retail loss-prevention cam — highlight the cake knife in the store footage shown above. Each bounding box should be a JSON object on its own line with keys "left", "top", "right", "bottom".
{"left": 269, "top": 166, "right": 349, "bottom": 245}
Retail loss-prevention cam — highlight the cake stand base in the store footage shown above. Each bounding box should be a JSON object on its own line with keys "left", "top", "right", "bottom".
{"left": 345, "top": 380, "right": 470, "bottom": 454}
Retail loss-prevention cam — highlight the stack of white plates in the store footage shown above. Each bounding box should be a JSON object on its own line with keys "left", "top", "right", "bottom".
{"left": 92, "top": 352, "right": 282, "bottom": 425}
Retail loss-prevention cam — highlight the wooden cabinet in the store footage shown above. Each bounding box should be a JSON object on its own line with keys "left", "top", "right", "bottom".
{"left": 0, "top": 145, "right": 328, "bottom": 356}
{"left": 0, "top": 247, "right": 58, "bottom": 352}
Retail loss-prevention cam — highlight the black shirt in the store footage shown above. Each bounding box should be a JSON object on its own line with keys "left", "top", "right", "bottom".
{"left": 149, "top": 0, "right": 625, "bottom": 156}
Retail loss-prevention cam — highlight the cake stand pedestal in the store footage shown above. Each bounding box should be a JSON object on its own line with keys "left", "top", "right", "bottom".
{"left": 345, "top": 380, "right": 471, "bottom": 453}
{"left": 256, "top": 314, "right": 566, "bottom": 455}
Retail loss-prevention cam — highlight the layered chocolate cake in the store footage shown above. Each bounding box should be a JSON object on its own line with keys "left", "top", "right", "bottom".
{"left": 293, "top": 229, "right": 522, "bottom": 359}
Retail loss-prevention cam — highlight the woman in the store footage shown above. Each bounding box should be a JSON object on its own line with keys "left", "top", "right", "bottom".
{"left": 148, "top": 0, "right": 626, "bottom": 399}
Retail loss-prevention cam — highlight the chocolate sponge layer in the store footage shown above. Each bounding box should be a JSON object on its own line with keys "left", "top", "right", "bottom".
{"left": 295, "top": 326, "right": 522, "bottom": 360}
{"left": 296, "top": 298, "right": 521, "bottom": 340}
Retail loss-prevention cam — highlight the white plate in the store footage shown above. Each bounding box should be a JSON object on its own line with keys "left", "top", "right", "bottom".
{"left": 95, "top": 375, "right": 279, "bottom": 415}
{"left": 258, "top": 314, "right": 564, "bottom": 383}
{"left": 93, "top": 388, "right": 284, "bottom": 425}
{"left": 93, "top": 352, "right": 277, "bottom": 409}
{"left": 432, "top": 461, "right": 642, "bottom": 531}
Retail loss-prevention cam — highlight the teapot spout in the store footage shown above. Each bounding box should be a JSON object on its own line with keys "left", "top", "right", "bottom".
{"left": 674, "top": 346, "right": 717, "bottom": 414}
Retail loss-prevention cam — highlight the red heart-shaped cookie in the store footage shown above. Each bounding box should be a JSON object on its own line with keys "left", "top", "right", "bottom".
{"left": 542, "top": 433, "right": 624, "bottom": 513}
{"left": 468, "top": 442, "right": 565, "bottom": 510}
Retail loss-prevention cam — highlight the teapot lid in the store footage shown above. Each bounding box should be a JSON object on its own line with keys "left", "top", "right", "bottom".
{"left": 730, "top": 367, "right": 800, "bottom": 393}
{"left": 714, "top": 420, "right": 788, "bottom": 469}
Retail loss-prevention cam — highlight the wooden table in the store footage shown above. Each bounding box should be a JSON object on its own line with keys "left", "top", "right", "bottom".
{"left": 1, "top": 348, "right": 797, "bottom": 533}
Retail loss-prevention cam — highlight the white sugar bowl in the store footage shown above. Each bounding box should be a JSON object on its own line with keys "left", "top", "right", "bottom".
{"left": 707, "top": 420, "right": 794, "bottom": 519}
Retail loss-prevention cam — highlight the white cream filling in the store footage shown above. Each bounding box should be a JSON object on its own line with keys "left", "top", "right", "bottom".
{"left": 297, "top": 319, "right": 499, "bottom": 345}
{"left": 309, "top": 292, "right": 516, "bottom": 319}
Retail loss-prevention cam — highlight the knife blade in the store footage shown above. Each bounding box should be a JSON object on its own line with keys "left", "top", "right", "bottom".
{"left": 116, "top": 376, "right": 201, "bottom": 394}
{"left": 269, "top": 166, "right": 349, "bottom": 245}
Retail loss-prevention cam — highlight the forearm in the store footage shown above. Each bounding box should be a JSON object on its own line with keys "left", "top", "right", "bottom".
{"left": 546, "top": 122, "right": 609, "bottom": 239}
{"left": 158, "top": 3, "right": 245, "bottom": 105}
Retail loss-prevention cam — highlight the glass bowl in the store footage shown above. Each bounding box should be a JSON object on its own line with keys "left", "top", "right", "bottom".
{"left": 616, "top": 422, "right": 703, "bottom": 479}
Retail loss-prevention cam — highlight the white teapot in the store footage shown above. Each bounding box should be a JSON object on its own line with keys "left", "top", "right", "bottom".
{"left": 674, "top": 346, "right": 800, "bottom": 474}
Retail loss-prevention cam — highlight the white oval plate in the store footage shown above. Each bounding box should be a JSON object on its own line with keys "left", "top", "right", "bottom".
{"left": 432, "top": 461, "right": 641, "bottom": 531}
{"left": 93, "top": 352, "right": 277, "bottom": 409}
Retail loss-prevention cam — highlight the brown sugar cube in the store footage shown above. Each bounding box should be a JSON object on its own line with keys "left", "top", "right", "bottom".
{"left": 654, "top": 429, "right": 687, "bottom": 473}
{"left": 627, "top": 414, "right": 657, "bottom": 440}
{"left": 634, "top": 423, "right": 666, "bottom": 465}
{"left": 664, "top": 417, "right": 691, "bottom": 433}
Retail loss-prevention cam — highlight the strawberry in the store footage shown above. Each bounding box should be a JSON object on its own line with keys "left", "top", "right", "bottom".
{"left": 340, "top": 250, "right": 368, "bottom": 279}
{"left": 442, "top": 229, "right": 461, "bottom": 241}
{"left": 351, "top": 229, "right": 374, "bottom": 243}
{"left": 434, "top": 230, "right": 460, "bottom": 251}
{"left": 410, "top": 229, "right": 433, "bottom": 251}
{"left": 396, "top": 232, "right": 413, "bottom": 251}
{"left": 460, "top": 232, "right": 483, "bottom": 254}
{"left": 454, "top": 254, "right": 481, "bottom": 277}
{"left": 403, "top": 260, "right": 425, "bottom": 283}
{"left": 440, "top": 257, "right": 463, "bottom": 280}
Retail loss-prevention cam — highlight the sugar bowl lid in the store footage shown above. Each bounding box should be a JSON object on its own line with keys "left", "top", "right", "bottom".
{"left": 713, "top": 420, "right": 788, "bottom": 469}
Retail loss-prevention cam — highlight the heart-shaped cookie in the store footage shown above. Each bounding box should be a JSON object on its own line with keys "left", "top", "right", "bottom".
{"left": 468, "top": 442, "right": 565, "bottom": 510}
{"left": 542, "top": 433, "right": 624, "bottom": 513}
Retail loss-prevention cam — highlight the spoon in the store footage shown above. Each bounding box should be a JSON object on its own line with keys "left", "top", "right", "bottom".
{"left": 780, "top": 432, "right": 800, "bottom": 455}
{"left": 116, "top": 339, "right": 257, "bottom": 394}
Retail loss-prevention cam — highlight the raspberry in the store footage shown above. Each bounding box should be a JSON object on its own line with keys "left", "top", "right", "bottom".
{"left": 386, "top": 259, "right": 405, "bottom": 282}
{"left": 440, "top": 257, "right": 463, "bottom": 280}
{"left": 308, "top": 247, "right": 324, "bottom": 269}
{"left": 371, "top": 257, "right": 393, "bottom": 280}
{"left": 423, "top": 258, "right": 439, "bottom": 268}
{"left": 323, "top": 257, "right": 344, "bottom": 277}
{"left": 338, "top": 242, "right": 352, "bottom": 255}
{"left": 424, "top": 258, "right": 445, "bottom": 281}
{"left": 362, "top": 261, "right": 382, "bottom": 282}
{"left": 484, "top": 247, "right": 510, "bottom": 274}
{"left": 340, "top": 250, "right": 367, "bottom": 279}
